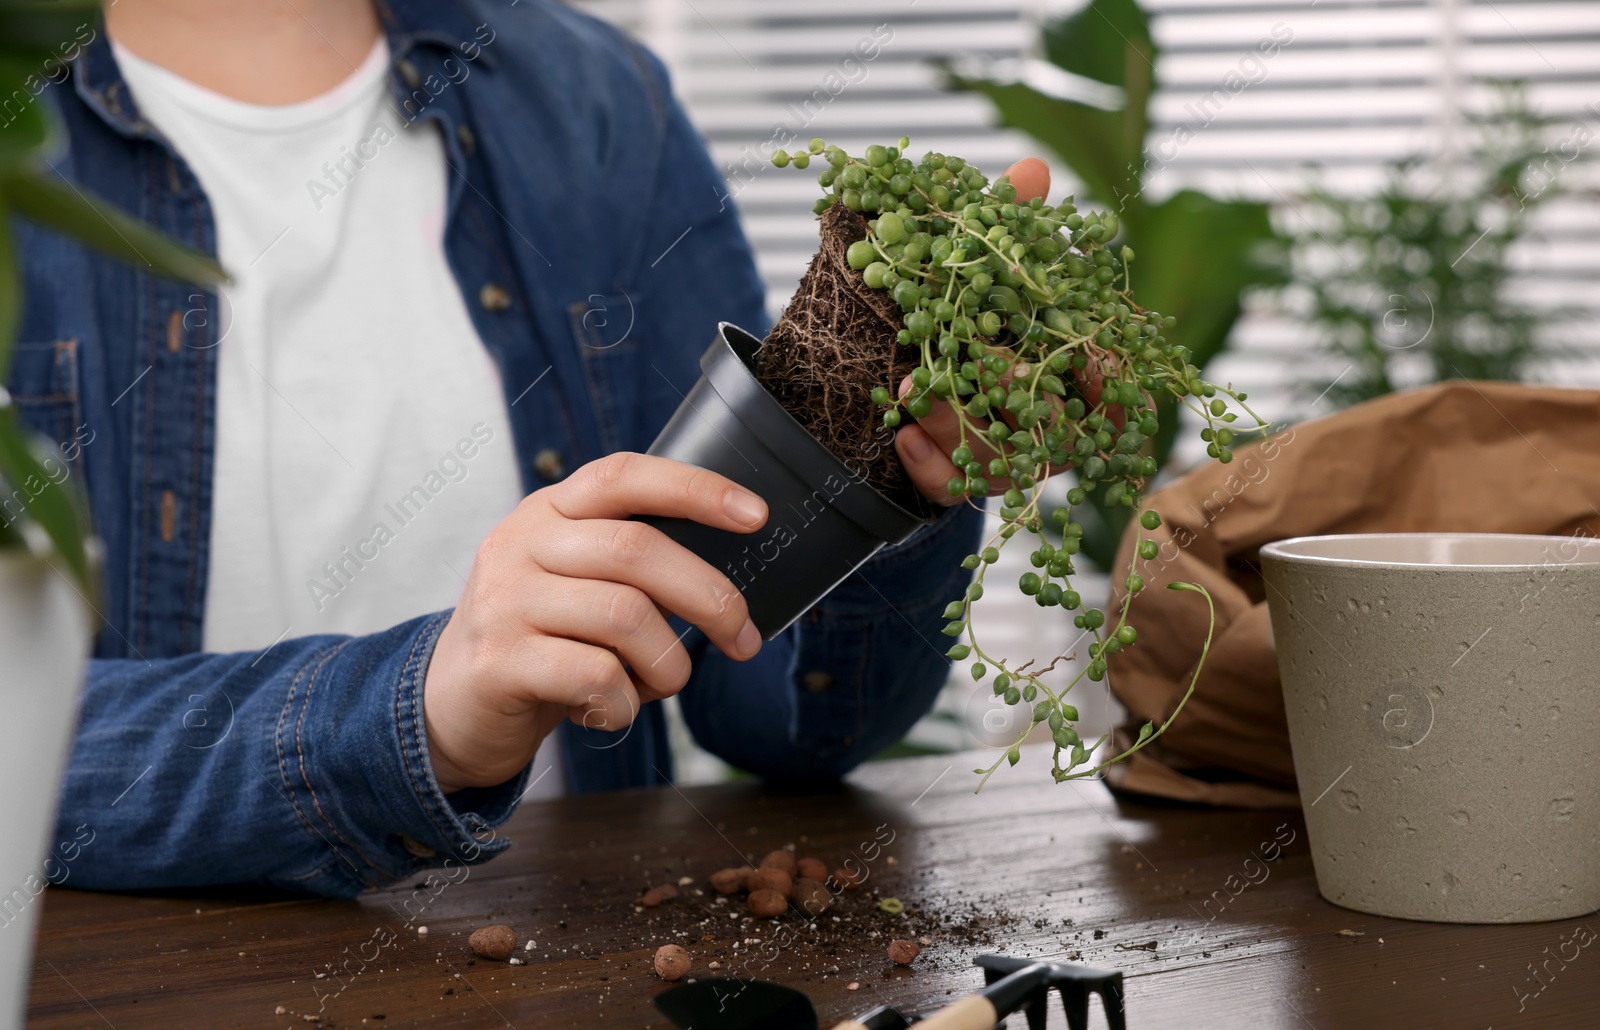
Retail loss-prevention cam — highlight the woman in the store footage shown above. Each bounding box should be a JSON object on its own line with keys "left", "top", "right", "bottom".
{"left": 16, "top": 0, "right": 1047, "bottom": 897}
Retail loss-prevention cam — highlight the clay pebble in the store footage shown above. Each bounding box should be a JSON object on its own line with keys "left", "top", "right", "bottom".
{"left": 887, "top": 939, "right": 922, "bottom": 966}
{"left": 654, "top": 944, "right": 691, "bottom": 981}
{"left": 748, "top": 888, "right": 787, "bottom": 918}
{"left": 469, "top": 925, "right": 516, "bottom": 961}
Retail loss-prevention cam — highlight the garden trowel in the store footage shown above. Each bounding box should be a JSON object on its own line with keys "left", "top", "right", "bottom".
{"left": 653, "top": 953, "right": 1124, "bottom": 1029}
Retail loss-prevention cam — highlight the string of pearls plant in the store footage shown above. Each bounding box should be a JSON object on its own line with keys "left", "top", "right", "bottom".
{"left": 775, "top": 137, "right": 1271, "bottom": 789}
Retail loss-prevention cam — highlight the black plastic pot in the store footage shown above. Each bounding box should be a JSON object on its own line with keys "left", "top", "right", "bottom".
{"left": 645, "top": 323, "right": 931, "bottom": 638}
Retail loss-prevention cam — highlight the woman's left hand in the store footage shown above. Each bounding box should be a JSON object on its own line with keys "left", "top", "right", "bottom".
{"left": 896, "top": 157, "right": 1119, "bottom": 505}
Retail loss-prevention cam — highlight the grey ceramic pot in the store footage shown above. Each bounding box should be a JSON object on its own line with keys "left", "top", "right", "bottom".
{"left": 1261, "top": 533, "right": 1600, "bottom": 923}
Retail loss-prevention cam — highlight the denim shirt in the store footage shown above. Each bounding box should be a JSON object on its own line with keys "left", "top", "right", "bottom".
{"left": 12, "top": 0, "right": 979, "bottom": 898}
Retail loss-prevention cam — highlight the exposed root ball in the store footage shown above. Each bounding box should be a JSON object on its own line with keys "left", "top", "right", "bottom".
{"left": 754, "top": 204, "right": 924, "bottom": 508}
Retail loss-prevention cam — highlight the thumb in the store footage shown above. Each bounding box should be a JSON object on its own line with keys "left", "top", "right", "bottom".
{"left": 1001, "top": 157, "right": 1051, "bottom": 203}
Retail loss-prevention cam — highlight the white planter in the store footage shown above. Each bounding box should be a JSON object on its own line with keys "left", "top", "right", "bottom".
{"left": 1263, "top": 533, "right": 1600, "bottom": 923}
{"left": 0, "top": 549, "right": 92, "bottom": 1027}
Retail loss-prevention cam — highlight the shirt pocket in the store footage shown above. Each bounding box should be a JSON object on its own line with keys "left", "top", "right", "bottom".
{"left": 569, "top": 291, "right": 642, "bottom": 455}
{"left": 7, "top": 339, "right": 84, "bottom": 458}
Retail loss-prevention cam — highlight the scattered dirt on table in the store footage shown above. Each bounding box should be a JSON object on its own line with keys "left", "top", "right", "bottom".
{"left": 311, "top": 836, "right": 1038, "bottom": 1029}
{"left": 625, "top": 840, "right": 1020, "bottom": 992}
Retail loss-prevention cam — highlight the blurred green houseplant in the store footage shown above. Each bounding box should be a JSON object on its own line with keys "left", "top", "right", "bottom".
{"left": 0, "top": 0, "right": 223, "bottom": 595}
{"left": 1290, "top": 85, "right": 1573, "bottom": 408}
{"left": 947, "top": 0, "right": 1283, "bottom": 569}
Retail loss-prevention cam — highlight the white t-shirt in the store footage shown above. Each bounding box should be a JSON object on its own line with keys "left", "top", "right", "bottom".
{"left": 113, "top": 38, "right": 564, "bottom": 799}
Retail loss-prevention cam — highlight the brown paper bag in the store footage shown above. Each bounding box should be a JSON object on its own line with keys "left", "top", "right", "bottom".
{"left": 1102, "top": 380, "right": 1600, "bottom": 808}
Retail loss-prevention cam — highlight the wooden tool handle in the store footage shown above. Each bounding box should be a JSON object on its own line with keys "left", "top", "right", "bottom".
{"left": 908, "top": 995, "right": 1000, "bottom": 1030}
{"left": 828, "top": 995, "right": 998, "bottom": 1030}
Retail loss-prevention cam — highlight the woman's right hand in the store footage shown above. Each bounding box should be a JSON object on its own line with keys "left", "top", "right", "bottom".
{"left": 421, "top": 452, "right": 768, "bottom": 793}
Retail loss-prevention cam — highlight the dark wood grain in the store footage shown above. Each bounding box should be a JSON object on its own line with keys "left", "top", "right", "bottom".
{"left": 26, "top": 749, "right": 1599, "bottom": 1029}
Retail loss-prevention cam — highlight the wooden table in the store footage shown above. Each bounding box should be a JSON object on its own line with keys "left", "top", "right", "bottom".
{"left": 26, "top": 749, "right": 1597, "bottom": 1028}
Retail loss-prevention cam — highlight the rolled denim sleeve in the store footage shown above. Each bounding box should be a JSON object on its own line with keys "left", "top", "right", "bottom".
{"left": 55, "top": 612, "right": 526, "bottom": 898}
{"left": 679, "top": 503, "right": 982, "bottom": 784}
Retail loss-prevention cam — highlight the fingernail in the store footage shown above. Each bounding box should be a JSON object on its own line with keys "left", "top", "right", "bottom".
{"left": 735, "top": 619, "right": 762, "bottom": 658}
{"left": 897, "top": 376, "right": 914, "bottom": 399}
{"left": 723, "top": 489, "right": 766, "bottom": 527}
{"left": 900, "top": 431, "right": 932, "bottom": 464}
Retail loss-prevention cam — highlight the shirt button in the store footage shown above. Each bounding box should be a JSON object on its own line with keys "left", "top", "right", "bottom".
{"left": 457, "top": 123, "right": 477, "bottom": 155}
{"left": 396, "top": 59, "right": 421, "bottom": 87}
{"left": 479, "top": 282, "right": 511, "bottom": 312}
{"left": 802, "top": 670, "right": 835, "bottom": 693}
{"left": 398, "top": 834, "right": 436, "bottom": 859}
{"left": 534, "top": 448, "right": 566, "bottom": 482}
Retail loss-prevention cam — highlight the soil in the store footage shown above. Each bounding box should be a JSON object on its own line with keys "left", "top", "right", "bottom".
{"left": 300, "top": 841, "right": 1044, "bottom": 1028}
{"left": 754, "top": 204, "right": 925, "bottom": 509}
{"left": 619, "top": 842, "right": 1020, "bottom": 992}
